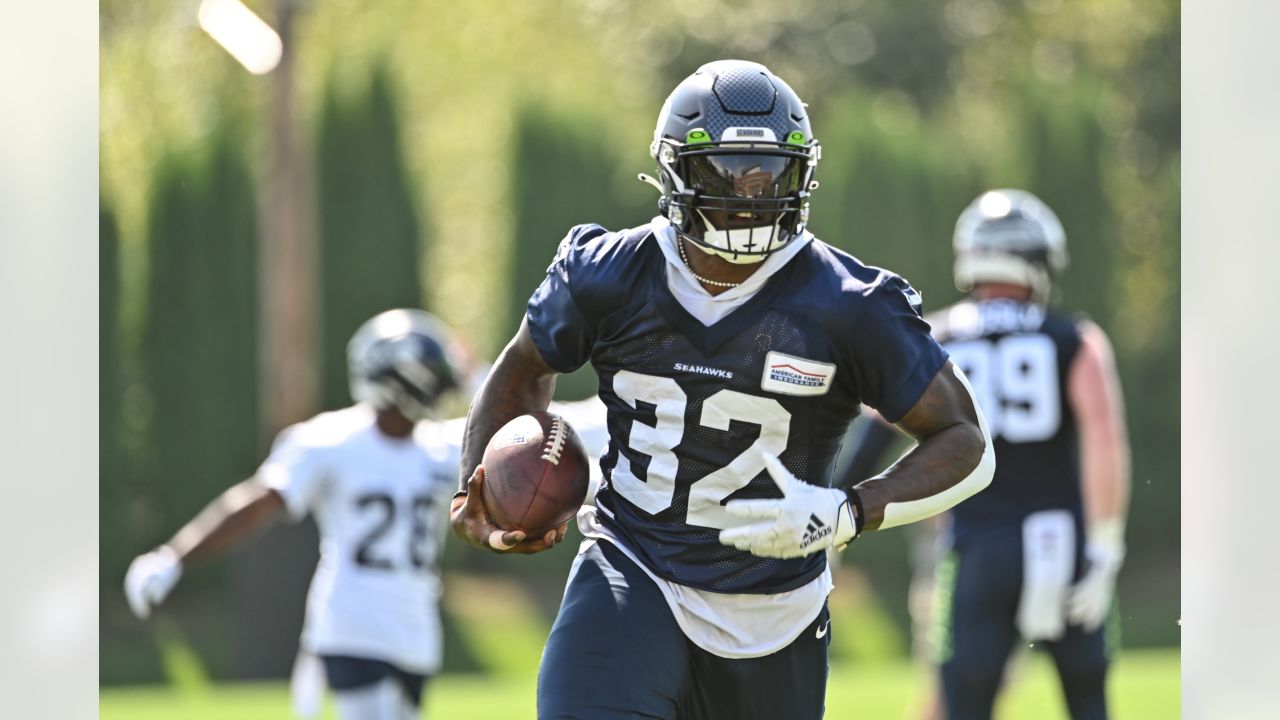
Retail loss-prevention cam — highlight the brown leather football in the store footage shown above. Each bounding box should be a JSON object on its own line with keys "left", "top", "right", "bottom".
{"left": 481, "top": 411, "right": 591, "bottom": 535}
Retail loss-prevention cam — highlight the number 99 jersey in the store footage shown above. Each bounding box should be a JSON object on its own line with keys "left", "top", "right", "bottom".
{"left": 257, "top": 404, "right": 460, "bottom": 675}
{"left": 527, "top": 224, "right": 949, "bottom": 595}
{"left": 930, "top": 298, "right": 1084, "bottom": 542}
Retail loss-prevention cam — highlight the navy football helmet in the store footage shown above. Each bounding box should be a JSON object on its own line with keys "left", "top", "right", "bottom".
{"left": 953, "top": 189, "right": 1068, "bottom": 301}
{"left": 347, "top": 309, "right": 463, "bottom": 421}
{"left": 641, "top": 60, "right": 821, "bottom": 263}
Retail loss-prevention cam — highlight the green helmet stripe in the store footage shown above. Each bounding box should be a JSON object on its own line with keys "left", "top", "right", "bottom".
{"left": 685, "top": 128, "right": 711, "bottom": 144}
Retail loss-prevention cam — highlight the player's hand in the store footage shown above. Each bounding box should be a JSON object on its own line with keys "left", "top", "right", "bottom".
{"left": 1067, "top": 529, "right": 1125, "bottom": 631}
{"left": 450, "top": 466, "right": 567, "bottom": 554}
{"left": 123, "top": 546, "right": 183, "bottom": 619}
{"left": 718, "top": 454, "right": 859, "bottom": 559}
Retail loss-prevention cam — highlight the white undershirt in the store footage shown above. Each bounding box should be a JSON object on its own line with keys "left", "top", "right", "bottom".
{"left": 652, "top": 216, "right": 814, "bottom": 326}
{"left": 578, "top": 505, "right": 833, "bottom": 659}
{"left": 580, "top": 219, "right": 832, "bottom": 660}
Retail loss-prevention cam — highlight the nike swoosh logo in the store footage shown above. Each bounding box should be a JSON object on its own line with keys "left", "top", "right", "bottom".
{"left": 815, "top": 620, "right": 830, "bottom": 639}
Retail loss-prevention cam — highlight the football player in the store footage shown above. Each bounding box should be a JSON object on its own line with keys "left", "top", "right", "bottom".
{"left": 840, "top": 189, "right": 1131, "bottom": 719}
{"left": 125, "top": 309, "right": 469, "bottom": 720}
{"left": 449, "top": 60, "right": 996, "bottom": 720}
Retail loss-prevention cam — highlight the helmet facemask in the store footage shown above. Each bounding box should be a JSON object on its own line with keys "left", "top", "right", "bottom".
{"left": 953, "top": 251, "right": 1056, "bottom": 302}
{"left": 655, "top": 135, "right": 818, "bottom": 264}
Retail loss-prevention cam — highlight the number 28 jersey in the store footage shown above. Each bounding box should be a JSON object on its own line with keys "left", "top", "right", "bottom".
{"left": 930, "top": 298, "right": 1083, "bottom": 542}
{"left": 527, "top": 224, "right": 949, "bottom": 594}
{"left": 258, "top": 404, "right": 459, "bottom": 674}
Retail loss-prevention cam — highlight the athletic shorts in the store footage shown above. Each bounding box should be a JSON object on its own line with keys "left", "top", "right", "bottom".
{"left": 538, "top": 539, "right": 831, "bottom": 720}
{"left": 320, "top": 655, "right": 429, "bottom": 707}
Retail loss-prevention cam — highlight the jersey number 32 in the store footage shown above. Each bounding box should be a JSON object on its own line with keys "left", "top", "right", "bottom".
{"left": 608, "top": 370, "right": 790, "bottom": 530}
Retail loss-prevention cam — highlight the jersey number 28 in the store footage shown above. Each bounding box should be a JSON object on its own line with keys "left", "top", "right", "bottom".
{"left": 353, "top": 493, "right": 436, "bottom": 572}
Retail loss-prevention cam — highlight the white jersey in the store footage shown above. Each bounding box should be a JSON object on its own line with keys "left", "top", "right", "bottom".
{"left": 258, "top": 399, "right": 610, "bottom": 675}
{"left": 258, "top": 404, "right": 459, "bottom": 674}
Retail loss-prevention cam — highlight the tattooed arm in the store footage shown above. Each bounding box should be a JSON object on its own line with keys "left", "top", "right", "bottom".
{"left": 850, "top": 361, "right": 994, "bottom": 531}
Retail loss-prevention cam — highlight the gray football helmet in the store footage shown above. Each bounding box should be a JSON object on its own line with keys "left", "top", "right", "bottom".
{"left": 347, "top": 309, "right": 463, "bottom": 421}
{"left": 641, "top": 60, "right": 821, "bottom": 264}
{"left": 953, "top": 189, "right": 1068, "bottom": 301}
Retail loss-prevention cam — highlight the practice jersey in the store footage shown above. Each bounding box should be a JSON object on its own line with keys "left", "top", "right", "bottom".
{"left": 258, "top": 404, "right": 459, "bottom": 674}
{"left": 929, "top": 299, "right": 1084, "bottom": 542}
{"left": 527, "top": 223, "right": 949, "bottom": 595}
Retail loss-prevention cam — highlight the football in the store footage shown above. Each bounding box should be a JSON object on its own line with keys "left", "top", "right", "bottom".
{"left": 481, "top": 411, "right": 591, "bottom": 535}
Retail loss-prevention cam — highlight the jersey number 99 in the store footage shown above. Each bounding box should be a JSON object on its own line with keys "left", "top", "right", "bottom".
{"left": 945, "top": 334, "right": 1060, "bottom": 443}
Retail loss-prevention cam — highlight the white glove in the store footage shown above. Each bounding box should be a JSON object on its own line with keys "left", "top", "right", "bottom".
{"left": 1067, "top": 520, "right": 1125, "bottom": 632}
{"left": 124, "top": 546, "right": 183, "bottom": 619}
{"left": 718, "top": 454, "right": 859, "bottom": 559}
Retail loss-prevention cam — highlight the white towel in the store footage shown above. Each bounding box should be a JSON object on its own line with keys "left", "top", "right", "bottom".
{"left": 1016, "top": 510, "right": 1076, "bottom": 641}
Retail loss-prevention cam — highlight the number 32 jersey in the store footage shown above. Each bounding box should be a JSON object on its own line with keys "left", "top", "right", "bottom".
{"left": 258, "top": 404, "right": 460, "bottom": 674}
{"left": 527, "top": 224, "right": 949, "bottom": 595}
{"left": 929, "top": 298, "right": 1083, "bottom": 542}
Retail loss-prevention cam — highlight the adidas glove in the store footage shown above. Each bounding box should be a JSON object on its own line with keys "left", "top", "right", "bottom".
{"left": 718, "top": 454, "right": 860, "bottom": 559}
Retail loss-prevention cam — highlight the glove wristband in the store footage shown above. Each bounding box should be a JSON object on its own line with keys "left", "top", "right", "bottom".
{"left": 843, "top": 486, "right": 865, "bottom": 538}
{"left": 156, "top": 544, "right": 183, "bottom": 573}
{"left": 1086, "top": 517, "right": 1126, "bottom": 569}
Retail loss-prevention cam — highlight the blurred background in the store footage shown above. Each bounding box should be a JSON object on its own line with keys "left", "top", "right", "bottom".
{"left": 100, "top": 0, "right": 1179, "bottom": 715}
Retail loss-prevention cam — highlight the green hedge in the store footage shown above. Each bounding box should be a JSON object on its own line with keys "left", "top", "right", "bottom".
{"left": 100, "top": 197, "right": 128, "bottom": 582}
{"left": 316, "top": 63, "right": 427, "bottom": 410}
{"left": 140, "top": 125, "right": 261, "bottom": 546}
{"left": 506, "top": 102, "right": 650, "bottom": 399}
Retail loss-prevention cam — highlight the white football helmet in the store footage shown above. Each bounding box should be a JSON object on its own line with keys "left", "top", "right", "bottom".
{"left": 953, "top": 189, "right": 1068, "bottom": 301}
{"left": 347, "top": 309, "right": 464, "bottom": 421}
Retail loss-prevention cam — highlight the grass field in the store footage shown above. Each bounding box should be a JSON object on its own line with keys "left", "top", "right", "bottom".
{"left": 100, "top": 648, "right": 1177, "bottom": 719}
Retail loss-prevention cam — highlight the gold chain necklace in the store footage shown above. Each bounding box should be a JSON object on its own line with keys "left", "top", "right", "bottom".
{"left": 678, "top": 238, "right": 742, "bottom": 289}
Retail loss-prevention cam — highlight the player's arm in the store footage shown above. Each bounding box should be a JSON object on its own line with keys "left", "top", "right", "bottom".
{"left": 721, "top": 362, "right": 991, "bottom": 559}
{"left": 851, "top": 360, "right": 994, "bottom": 531}
{"left": 1066, "top": 320, "right": 1131, "bottom": 629}
{"left": 450, "top": 318, "right": 564, "bottom": 554}
{"left": 124, "top": 477, "right": 285, "bottom": 619}
{"left": 168, "top": 478, "right": 286, "bottom": 563}
{"left": 1070, "top": 321, "right": 1130, "bottom": 538}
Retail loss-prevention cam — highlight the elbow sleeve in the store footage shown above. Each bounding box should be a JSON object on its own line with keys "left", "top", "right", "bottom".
{"left": 879, "top": 364, "right": 995, "bottom": 530}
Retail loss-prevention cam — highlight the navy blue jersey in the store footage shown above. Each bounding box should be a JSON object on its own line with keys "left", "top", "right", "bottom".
{"left": 930, "top": 299, "right": 1083, "bottom": 541}
{"left": 527, "top": 224, "right": 948, "bottom": 594}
